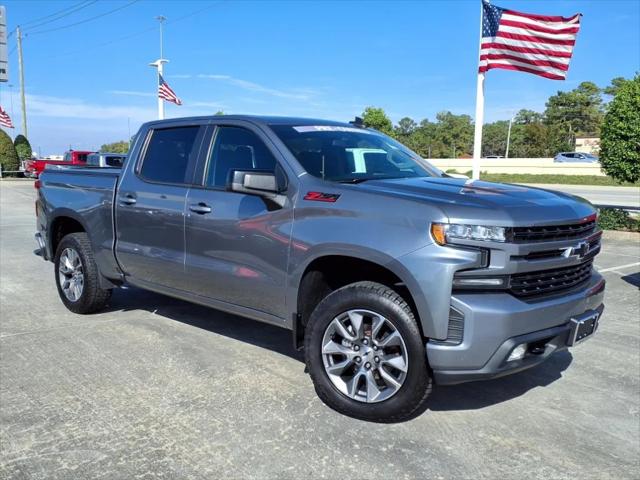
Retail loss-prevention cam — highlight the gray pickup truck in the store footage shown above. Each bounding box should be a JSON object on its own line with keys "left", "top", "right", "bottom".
{"left": 35, "top": 115, "right": 605, "bottom": 422}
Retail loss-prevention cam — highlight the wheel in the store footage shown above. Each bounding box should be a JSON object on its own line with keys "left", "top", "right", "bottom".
{"left": 54, "top": 232, "right": 111, "bottom": 314}
{"left": 304, "top": 281, "right": 432, "bottom": 423}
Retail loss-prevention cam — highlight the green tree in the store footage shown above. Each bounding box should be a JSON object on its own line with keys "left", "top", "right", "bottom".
{"left": 0, "top": 128, "right": 20, "bottom": 175}
{"left": 400, "top": 119, "right": 435, "bottom": 157}
{"left": 13, "top": 134, "right": 33, "bottom": 160}
{"left": 431, "top": 111, "right": 473, "bottom": 158}
{"left": 362, "top": 107, "right": 393, "bottom": 135}
{"left": 599, "top": 75, "right": 640, "bottom": 183}
{"left": 100, "top": 140, "right": 129, "bottom": 154}
{"left": 215, "top": 110, "right": 225, "bottom": 115}
{"left": 603, "top": 77, "right": 629, "bottom": 97}
{"left": 481, "top": 120, "right": 509, "bottom": 157}
{"left": 395, "top": 117, "right": 417, "bottom": 136}
{"left": 514, "top": 109, "right": 543, "bottom": 125}
{"left": 517, "top": 123, "right": 553, "bottom": 158}
{"left": 544, "top": 82, "right": 604, "bottom": 153}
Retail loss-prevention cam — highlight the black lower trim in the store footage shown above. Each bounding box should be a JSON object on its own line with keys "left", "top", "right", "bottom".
{"left": 292, "top": 313, "right": 304, "bottom": 351}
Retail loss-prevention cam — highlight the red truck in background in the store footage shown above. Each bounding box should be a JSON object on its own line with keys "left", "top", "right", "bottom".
{"left": 24, "top": 150, "right": 94, "bottom": 178}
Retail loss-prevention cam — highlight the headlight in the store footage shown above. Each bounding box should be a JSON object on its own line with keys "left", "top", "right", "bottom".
{"left": 431, "top": 223, "right": 507, "bottom": 245}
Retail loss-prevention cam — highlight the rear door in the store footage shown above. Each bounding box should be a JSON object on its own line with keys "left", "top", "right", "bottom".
{"left": 115, "top": 122, "right": 206, "bottom": 289}
{"left": 183, "top": 124, "right": 293, "bottom": 319}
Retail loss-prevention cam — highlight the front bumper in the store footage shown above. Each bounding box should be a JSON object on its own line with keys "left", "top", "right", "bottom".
{"left": 427, "top": 273, "right": 605, "bottom": 385}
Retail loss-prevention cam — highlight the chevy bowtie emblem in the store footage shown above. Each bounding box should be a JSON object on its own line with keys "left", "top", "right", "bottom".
{"left": 563, "top": 241, "right": 590, "bottom": 259}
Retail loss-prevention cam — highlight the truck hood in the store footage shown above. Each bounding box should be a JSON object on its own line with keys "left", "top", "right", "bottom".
{"left": 352, "top": 177, "right": 596, "bottom": 225}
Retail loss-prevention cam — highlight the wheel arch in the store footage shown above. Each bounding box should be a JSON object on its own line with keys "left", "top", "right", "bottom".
{"left": 48, "top": 209, "right": 90, "bottom": 257}
{"left": 291, "top": 250, "right": 430, "bottom": 349}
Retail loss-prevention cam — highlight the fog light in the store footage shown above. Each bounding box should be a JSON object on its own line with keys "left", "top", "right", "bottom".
{"left": 507, "top": 343, "right": 527, "bottom": 362}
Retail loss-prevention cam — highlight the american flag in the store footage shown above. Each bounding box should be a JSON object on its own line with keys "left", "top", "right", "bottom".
{"left": 479, "top": 0, "right": 581, "bottom": 80}
{"left": 158, "top": 74, "right": 182, "bottom": 105}
{"left": 0, "top": 105, "right": 14, "bottom": 129}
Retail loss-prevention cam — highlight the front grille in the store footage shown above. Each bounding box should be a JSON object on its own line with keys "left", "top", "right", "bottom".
{"left": 516, "top": 236, "right": 601, "bottom": 261}
{"left": 510, "top": 259, "right": 593, "bottom": 298}
{"left": 512, "top": 220, "right": 596, "bottom": 243}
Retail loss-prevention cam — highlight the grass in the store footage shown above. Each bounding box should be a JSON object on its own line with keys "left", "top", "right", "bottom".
{"left": 446, "top": 170, "right": 640, "bottom": 186}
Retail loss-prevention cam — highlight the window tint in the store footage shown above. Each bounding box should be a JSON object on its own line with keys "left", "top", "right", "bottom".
{"left": 140, "top": 126, "right": 200, "bottom": 184}
{"left": 207, "top": 126, "right": 277, "bottom": 187}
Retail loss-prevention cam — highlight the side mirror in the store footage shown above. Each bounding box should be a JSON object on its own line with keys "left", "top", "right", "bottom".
{"left": 228, "top": 170, "right": 280, "bottom": 196}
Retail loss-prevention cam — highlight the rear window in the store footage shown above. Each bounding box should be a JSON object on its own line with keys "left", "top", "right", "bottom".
{"left": 106, "top": 156, "right": 125, "bottom": 167}
{"left": 140, "top": 126, "right": 200, "bottom": 184}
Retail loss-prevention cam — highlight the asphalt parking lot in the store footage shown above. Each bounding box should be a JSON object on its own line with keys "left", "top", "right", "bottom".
{"left": 1, "top": 180, "right": 639, "bottom": 480}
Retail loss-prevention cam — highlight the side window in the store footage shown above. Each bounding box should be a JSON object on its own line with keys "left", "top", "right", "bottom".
{"left": 140, "top": 126, "right": 201, "bottom": 184}
{"left": 207, "top": 126, "right": 277, "bottom": 187}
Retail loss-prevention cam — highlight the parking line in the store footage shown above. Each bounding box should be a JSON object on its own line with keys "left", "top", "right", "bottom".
{"left": 597, "top": 262, "right": 640, "bottom": 273}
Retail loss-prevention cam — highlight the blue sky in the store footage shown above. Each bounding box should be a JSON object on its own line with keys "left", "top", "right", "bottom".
{"left": 2, "top": 0, "right": 639, "bottom": 154}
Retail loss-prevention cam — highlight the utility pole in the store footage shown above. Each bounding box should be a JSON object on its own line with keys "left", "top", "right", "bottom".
{"left": 505, "top": 114, "right": 515, "bottom": 159}
{"left": 149, "top": 16, "right": 168, "bottom": 120}
{"left": 16, "top": 26, "right": 27, "bottom": 137}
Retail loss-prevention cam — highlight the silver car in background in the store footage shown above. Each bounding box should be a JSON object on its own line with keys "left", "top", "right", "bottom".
{"left": 554, "top": 152, "right": 599, "bottom": 163}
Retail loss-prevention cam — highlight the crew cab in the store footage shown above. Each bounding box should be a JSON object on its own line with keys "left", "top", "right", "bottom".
{"left": 25, "top": 150, "right": 94, "bottom": 178}
{"left": 34, "top": 116, "right": 605, "bottom": 422}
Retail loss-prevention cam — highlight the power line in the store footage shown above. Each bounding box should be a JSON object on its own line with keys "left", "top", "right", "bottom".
{"left": 20, "top": 1, "right": 97, "bottom": 31}
{"left": 25, "top": 0, "right": 140, "bottom": 37}
{"left": 42, "top": 1, "right": 226, "bottom": 61}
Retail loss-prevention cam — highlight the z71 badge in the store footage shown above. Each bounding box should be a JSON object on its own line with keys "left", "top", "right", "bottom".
{"left": 303, "top": 191, "right": 341, "bottom": 203}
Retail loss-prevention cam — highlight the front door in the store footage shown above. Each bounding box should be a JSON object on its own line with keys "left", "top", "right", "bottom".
{"left": 183, "top": 125, "right": 292, "bottom": 319}
{"left": 116, "top": 124, "right": 206, "bottom": 289}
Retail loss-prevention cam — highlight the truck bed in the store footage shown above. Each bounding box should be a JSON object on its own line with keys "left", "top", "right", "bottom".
{"left": 37, "top": 166, "right": 122, "bottom": 280}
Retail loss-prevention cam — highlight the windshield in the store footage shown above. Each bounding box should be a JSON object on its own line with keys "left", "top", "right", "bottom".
{"left": 271, "top": 125, "right": 439, "bottom": 182}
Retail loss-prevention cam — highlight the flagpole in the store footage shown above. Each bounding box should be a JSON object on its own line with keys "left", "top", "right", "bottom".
{"left": 157, "top": 61, "right": 165, "bottom": 120}
{"left": 472, "top": 1, "right": 486, "bottom": 180}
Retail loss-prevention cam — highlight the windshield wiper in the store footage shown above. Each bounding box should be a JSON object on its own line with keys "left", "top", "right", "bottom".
{"left": 336, "top": 178, "right": 372, "bottom": 184}
{"left": 336, "top": 175, "right": 415, "bottom": 184}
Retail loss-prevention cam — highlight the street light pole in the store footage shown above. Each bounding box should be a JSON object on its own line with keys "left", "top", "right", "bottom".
{"left": 505, "top": 114, "right": 515, "bottom": 159}
{"left": 150, "top": 16, "right": 168, "bottom": 120}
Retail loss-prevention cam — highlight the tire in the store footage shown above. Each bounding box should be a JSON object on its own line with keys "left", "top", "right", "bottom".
{"left": 54, "top": 232, "right": 111, "bottom": 314}
{"left": 304, "top": 281, "right": 432, "bottom": 423}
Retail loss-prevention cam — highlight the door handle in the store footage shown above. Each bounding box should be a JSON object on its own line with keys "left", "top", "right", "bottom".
{"left": 189, "top": 202, "right": 212, "bottom": 214}
{"left": 120, "top": 194, "right": 137, "bottom": 206}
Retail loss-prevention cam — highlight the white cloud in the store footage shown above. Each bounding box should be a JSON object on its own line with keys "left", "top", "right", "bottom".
{"left": 195, "top": 74, "right": 319, "bottom": 101}
{"left": 189, "top": 100, "right": 226, "bottom": 109}
{"left": 26, "top": 93, "right": 156, "bottom": 123}
{"left": 20, "top": 94, "right": 229, "bottom": 153}
{"left": 108, "top": 90, "right": 156, "bottom": 98}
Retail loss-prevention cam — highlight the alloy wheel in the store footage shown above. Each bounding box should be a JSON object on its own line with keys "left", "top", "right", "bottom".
{"left": 321, "top": 309, "right": 409, "bottom": 403}
{"left": 58, "top": 248, "right": 84, "bottom": 302}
